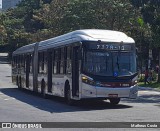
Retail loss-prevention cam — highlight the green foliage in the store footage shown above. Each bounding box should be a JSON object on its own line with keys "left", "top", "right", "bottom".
{"left": 138, "top": 74, "right": 145, "bottom": 82}
{"left": 0, "top": 0, "right": 156, "bottom": 59}
{"left": 137, "top": 17, "right": 144, "bottom": 27}
{"left": 60, "top": 0, "right": 140, "bottom": 34}
{"left": 131, "top": 0, "right": 160, "bottom": 48}
{"left": 138, "top": 81, "right": 160, "bottom": 89}
{"left": 17, "top": 0, "right": 41, "bottom": 10}
{"left": 0, "top": 0, "right": 47, "bottom": 52}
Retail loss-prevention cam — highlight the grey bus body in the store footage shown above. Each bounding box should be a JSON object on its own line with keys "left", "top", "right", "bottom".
{"left": 12, "top": 29, "right": 138, "bottom": 105}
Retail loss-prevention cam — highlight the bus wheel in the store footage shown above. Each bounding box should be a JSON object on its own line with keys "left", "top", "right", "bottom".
{"left": 19, "top": 77, "right": 22, "bottom": 89}
{"left": 41, "top": 80, "right": 47, "bottom": 99}
{"left": 17, "top": 76, "right": 21, "bottom": 89}
{"left": 65, "top": 85, "right": 74, "bottom": 105}
{"left": 16, "top": 76, "right": 19, "bottom": 88}
{"left": 109, "top": 98, "right": 120, "bottom": 105}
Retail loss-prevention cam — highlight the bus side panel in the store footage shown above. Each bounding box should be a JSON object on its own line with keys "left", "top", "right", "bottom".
{"left": 52, "top": 75, "right": 66, "bottom": 97}
{"left": 81, "top": 83, "right": 97, "bottom": 98}
{"left": 37, "top": 74, "right": 47, "bottom": 93}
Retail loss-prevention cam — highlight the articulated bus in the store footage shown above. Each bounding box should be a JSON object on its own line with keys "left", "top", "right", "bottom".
{"left": 12, "top": 29, "right": 138, "bottom": 105}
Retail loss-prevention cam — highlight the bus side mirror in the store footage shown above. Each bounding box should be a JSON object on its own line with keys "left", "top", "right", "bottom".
{"left": 136, "top": 48, "right": 139, "bottom": 53}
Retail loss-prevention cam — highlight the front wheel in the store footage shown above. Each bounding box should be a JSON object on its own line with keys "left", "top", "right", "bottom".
{"left": 17, "top": 77, "right": 22, "bottom": 89}
{"left": 109, "top": 98, "right": 120, "bottom": 105}
{"left": 41, "top": 80, "right": 47, "bottom": 99}
{"left": 66, "top": 87, "right": 74, "bottom": 106}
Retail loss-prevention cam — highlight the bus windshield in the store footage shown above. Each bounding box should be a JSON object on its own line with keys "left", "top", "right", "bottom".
{"left": 83, "top": 51, "right": 136, "bottom": 77}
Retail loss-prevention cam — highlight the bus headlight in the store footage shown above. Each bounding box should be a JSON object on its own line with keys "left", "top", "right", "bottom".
{"left": 131, "top": 80, "right": 138, "bottom": 86}
{"left": 82, "top": 76, "right": 95, "bottom": 85}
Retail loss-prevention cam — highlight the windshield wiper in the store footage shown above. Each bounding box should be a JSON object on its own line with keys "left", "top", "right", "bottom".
{"left": 106, "top": 57, "right": 108, "bottom": 71}
{"left": 116, "top": 56, "right": 120, "bottom": 70}
{"left": 116, "top": 72, "right": 138, "bottom": 78}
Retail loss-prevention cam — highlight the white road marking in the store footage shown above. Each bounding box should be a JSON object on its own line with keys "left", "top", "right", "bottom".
{"left": 3, "top": 97, "right": 15, "bottom": 101}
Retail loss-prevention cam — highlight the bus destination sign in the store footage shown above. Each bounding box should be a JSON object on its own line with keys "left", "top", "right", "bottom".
{"left": 87, "top": 43, "right": 132, "bottom": 51}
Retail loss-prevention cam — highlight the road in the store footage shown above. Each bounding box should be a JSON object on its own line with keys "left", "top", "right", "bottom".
{"left": 0, "top": 53, "right": 160, "bottom": 130}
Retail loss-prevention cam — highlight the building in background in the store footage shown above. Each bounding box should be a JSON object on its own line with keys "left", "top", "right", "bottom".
{"left": 0, "top": 0, "right": 2, "bottom": 10}
{"left": 0, "top": 0, "right": 21, "bottom": 11}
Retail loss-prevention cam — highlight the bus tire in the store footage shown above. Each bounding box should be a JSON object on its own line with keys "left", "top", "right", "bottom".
{"left": 109, "top": 98, "right": 120, "bottom": 105}
{"left": 16, "top": 76, "right": 19, "bottom": 87}
{"left": 65, "top": 84, "right": 74, "bottom": 105}
{"left": 19, "top": 77, "right": 22, "bottom": 89}
{"left": 41, "top": 79, "right": 47, "bottom": 99}
{"left": 17, "top": 76, "right": 21, "bottom": 89}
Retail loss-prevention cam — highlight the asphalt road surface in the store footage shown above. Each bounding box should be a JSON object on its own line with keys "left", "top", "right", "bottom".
{"left": 0, "top": 53, "right": 160, "bottom": 130}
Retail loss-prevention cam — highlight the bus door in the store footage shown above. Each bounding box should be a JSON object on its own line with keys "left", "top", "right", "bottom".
{"left": 26, "top": 55, "right": 30, "bottom": 88}
{"left": 47, "top": 51, "right": 52, "bottom": 93}
{"left": 72, "top": 46, "right": 80, "bottom": 97}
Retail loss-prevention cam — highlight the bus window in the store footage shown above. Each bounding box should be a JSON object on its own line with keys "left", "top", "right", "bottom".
{"left": 60, "top": 48, "right": 64, "bottom": 74}
{"left": 55, "top": 49, "right": 59, "bottom": 74}
{"left": 19, "top": 55, "right": 21, "bottom": 68}
{"left": 16, "top": 56, "right": 18, "bottom": 68}
{"left": 21, "top": 55, "right": 23, "bottom": 68}
{"left": 17, "top": 55, "right": 20, "bottom": 68}
{"left": 38, "top": 52, "right": 43, "bottom": 73}
{"left": 52, "top": 50, "right": 56, "bottom": 74}
{"left": 21, "top": 55, "right": 23, "bottom": 67}
{"left": 66, "top": 47, "right": 72, "bottom": 74}
{"left": 15, "top": 57, "right": 16, "bottom": 68}
{"left": 63, "top": 47, "right": 67, "bottom": 74}
{"left": 21, "top": 55, "right": 24, "bottom": 68}
{"left": 24, "top": 55, "right": 26, "bottom": 72}
{"left": 67, "top": 46, "right": 71, "bottom": 59}
{"left": 44, "top": 52, "right": 47, "bottom": 74}
{"left": 38, "top": 52, "right": 40, "bottom": 73}
{"left": 42, "top": 52, "right": 44, "bottom": 71}
{"left": 29, "top": 54, "right": 33, "bottom": 73}
{"left": 38, "top": 52, "right": 47, "bottom": 74}
{"left": 57, "top": 49, "right": 61, "bottom": 74}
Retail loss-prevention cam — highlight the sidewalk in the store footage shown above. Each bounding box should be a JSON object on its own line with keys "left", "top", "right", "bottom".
{"left": 138, "top": 86, "right": 160, "bottom": 92}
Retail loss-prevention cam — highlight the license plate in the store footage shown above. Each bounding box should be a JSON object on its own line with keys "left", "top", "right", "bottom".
{"left": 108, "top": 94, "right": 118, "bottom": 98}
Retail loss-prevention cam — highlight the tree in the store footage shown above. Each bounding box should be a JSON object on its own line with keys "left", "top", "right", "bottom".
{"left": 131, "top": 0, "right": 160, "bottom": 82}
{"left": 1, "top": 0, "right": 149, "bottom": 57}
{"left": 0, "top": 0, "right": 50, "bottom": 53}
{"left": 0, "top": 13, "right": 7, "bottom": 45}
{"left": 42, "top": 0, "right": 68, "bottom": 36}
{"left": 15, "top": 0, "right": 44, "bottom": 32}
{"left": 42, "top": 0, "right": 143, "bottom": 36}
{"left": 0, "top": 8, "right": 32, "bottom": 53}
{"left": 59, "top": 0, "right": 141, "bottom": 34}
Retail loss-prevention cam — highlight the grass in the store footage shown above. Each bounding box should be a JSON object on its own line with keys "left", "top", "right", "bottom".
{"left": 138, "top": 81, "right": 160, "bottom": 90}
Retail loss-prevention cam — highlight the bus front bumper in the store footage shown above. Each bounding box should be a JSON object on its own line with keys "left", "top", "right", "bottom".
{"left": 81, "top": 83, "right": 138, "bottom": 99}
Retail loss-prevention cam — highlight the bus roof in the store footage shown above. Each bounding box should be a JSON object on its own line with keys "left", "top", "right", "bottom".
{"left": 13, "top": 29, "right": 135, "bottom": 55}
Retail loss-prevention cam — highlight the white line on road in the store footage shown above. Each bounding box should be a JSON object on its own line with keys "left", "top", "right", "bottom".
{"left": 3, "top": 98, "right": 15, "bottom": 101}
